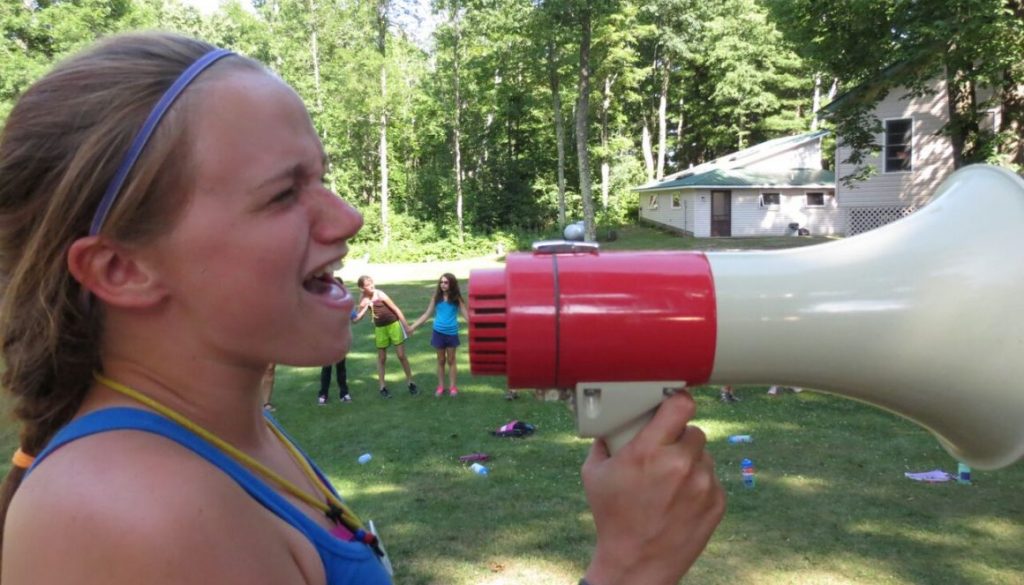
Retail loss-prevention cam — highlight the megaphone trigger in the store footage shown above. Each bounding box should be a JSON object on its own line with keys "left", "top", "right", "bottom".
{"left": 574, "top": 381, "right": 687, "bottom": 454}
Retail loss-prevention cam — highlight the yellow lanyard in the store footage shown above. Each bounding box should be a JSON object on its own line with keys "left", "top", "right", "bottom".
{"left": 93, "top": 372, "right": 367, "bottom": 534}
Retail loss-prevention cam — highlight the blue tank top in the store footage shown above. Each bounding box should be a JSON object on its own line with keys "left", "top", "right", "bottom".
{"left": 25, "top": 407, "right": 393, "bottom": 585}
{"left": 434, "top": 300, "right": 459, "bottom": 335}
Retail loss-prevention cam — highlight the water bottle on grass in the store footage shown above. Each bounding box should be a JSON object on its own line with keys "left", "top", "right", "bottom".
{"left": 957, "top": 462, "right": 972, "bottom": 484}
{"left": 741, "top": 458, "right": 756, "bottom": 488}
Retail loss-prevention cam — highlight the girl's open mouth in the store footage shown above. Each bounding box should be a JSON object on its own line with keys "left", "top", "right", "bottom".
{"left": 303, "top": 265, "right": 349, "bottom": 304}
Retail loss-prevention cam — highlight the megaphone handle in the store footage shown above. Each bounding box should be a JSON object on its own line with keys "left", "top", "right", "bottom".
{"left": 604, "top": 413, "right": 656, "bottom": 454}
{"left": 575, "top": 381, "right": 687, "bottom": 455}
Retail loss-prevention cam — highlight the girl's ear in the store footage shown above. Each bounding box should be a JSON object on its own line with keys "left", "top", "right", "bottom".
{"left": 67, "top": 236, "right": 169, "bottom": 309}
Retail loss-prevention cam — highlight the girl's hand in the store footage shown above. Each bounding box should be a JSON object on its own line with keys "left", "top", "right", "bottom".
{"left": 581, "top": 391, "right": 725, "bottom": 585}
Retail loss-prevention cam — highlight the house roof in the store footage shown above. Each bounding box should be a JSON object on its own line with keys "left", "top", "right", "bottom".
{"left": 820, "top": 51, "right": 940, "bottom": 114}
{"left": 634, "top": 130, "right": 834, "bottom": 193}
{"left": 634, "top": 168, "right": 835, "bottom": 192}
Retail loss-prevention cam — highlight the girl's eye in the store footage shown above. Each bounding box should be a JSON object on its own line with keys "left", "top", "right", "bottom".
{"left": 271, "top": 187, "right": 297, "bottom": 204}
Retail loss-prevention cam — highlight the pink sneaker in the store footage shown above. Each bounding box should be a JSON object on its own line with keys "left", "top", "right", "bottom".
{"left": 435, "top": 386, "right": 444, "bottom": 397}
{"left": 449, "top": 386, "right": 459, "bottom": 397}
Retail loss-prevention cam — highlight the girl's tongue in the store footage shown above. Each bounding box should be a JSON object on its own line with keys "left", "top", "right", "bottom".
{"left": 304, "top": 273, "right": 347, "bottom": 301}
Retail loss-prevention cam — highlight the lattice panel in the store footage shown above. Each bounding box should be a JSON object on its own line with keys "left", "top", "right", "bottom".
{"left": 848, "top": 206, "right": 918, "bottom": 235}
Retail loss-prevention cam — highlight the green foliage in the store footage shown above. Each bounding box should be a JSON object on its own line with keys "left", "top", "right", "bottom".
{"left": 351, "top": 209, "right": 519, "bottom": 261}
{"left": 768, "top": 0, "right": 1024, "bottom": 175}
{"left": 7, "top": 0, "right": 964, "bottom": 262}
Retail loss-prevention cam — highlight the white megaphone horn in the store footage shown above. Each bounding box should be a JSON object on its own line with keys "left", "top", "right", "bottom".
{"left": 468, "top": 164, "right": 1024, "bottom": 469}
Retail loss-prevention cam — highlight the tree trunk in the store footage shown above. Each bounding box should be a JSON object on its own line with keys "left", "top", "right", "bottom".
{"left": 1005, "top": 1, "right": 1024, "bottom": 164}
{"left": 656, "top": 57, "right": 670, "bottom": 180}
{"left": 1002, "top": 68, "right": 1024, "bottom": 167}
{"left": 675, "top": 96, "right": 685, "bottom": 163}
{"left": 641, "top": 115, "right": 654, "bottom": 182}
{"left": 811, "top": 73, "right": 821, "bottom": 130}
{"left": 377, "top": 0, "right": 390, "bottom": 246}
{"left": 451, "top": 1, "right": 464, "bottom": 242}
{"left": 547, "top": 41, "right": 568, "bottom": 229}
{"left": 600, "top": 74, "right": 613, "bottom": 208}
{"left": 380, "top": 73, "right": 390, "bottom": 246}
{"left": 944, "top": 56, "right": 976, "bottom": 169}
{"left": 576, "top": 2, "right": 595, "bottom": 242}
{"left": 307, "top": 0, "right": 337, "bottom": 193}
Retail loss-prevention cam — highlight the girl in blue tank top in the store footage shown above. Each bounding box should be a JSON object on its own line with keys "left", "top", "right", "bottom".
{"left": 409, "top": 273, "right": 470, "bottom": 397}
{"left": 0, "top": 29, "right": 725, "bottom": 585}
{"left": 0, "top": 33, "right": 395, "bottom": 585}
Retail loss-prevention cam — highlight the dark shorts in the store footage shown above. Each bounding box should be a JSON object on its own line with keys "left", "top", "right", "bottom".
{"left": 431, "top": 330, "right": 461, "bottom": 349}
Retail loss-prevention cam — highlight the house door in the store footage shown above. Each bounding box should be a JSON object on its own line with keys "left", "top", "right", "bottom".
{"left": 711, "top": 190, "right": 731, "bottom": 237}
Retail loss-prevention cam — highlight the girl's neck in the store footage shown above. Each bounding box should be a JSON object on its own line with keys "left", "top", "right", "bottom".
{"left": 82, "top": 357, "right": 271, "bottom": 450}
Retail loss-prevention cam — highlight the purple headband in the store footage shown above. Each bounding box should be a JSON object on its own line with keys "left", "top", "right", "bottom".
{"left": 88, "top": 48, "right": 234, "bottom": 236}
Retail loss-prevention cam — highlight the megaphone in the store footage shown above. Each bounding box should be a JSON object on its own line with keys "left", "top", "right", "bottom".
{"left": 468, "top": 164, "right": 1024, "bottom": 470}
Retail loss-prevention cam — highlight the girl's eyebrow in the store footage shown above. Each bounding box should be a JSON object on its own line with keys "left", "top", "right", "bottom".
{"left": 255, "top": 164, "right": 298, "bottom": 190}
{"left": 254, "top": 153, "right": 328, "bottom": 191}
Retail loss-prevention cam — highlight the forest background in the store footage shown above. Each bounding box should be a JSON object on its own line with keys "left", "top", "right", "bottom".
{"left": 3, "top": 0, "right": 1023, "bottom": 261}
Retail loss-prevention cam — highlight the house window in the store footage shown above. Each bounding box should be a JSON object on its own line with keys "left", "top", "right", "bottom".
{"left": 884, "top": 118, "right": 913, "bottom": 172}
{"left": 648, "top": 195, "right": 659, "bottom": 209}
{"left": 671, "top": 194, "right": 681, "bottom": 208}
{"left": 805, "top": 192, "right": 826, "bottom": 207}
{"left": 759, "top": 193, "right": 780, "bottom": 208}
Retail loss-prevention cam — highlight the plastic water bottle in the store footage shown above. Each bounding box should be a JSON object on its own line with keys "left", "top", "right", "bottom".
{"left": 728, "top": 435, "right": 752, "bottom": 443}
{"left": 470, "top": 462, "right": 489, "bottom": 476}
{"left": 957, "top": 462, "right": 972, "bottom": 484}
{"left": 357, "top": 453, "right": 372, "bottom": 464}
{"left": 741, "top": 458, "right": 756, "bottom": 488}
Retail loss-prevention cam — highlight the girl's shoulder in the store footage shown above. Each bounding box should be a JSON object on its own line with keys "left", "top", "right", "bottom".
{"left": 6, "top": 430, "right": 306, "bottom": 582}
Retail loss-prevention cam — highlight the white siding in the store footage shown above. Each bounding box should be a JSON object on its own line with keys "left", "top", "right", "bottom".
{"left": 693, "top": 190, "right": 711, "bottom": 237}
{"left": 835, "top": 78, "right": 955, "bottom": 209}
{"left": 731, "top": 189, "right": 840, "bottom": 236}
{"left": 641, "top": 188, "right": 840, "bottom": 237}
{"left": 638, "top": 191, "right": 696, "bottom": 234}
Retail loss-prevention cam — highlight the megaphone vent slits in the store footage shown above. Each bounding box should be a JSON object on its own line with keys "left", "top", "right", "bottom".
{"left": 472, "top": 307, "right": 506, "bottom": 315}
{"left": 471, "top": 322, "right": 505, "bottom": 329}
{"left": 468, "top": 268, "right": 509, "bottom": 377}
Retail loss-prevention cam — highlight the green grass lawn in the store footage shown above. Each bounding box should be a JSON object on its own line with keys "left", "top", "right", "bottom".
{"left": 2, "top": 225, "right": 1021, "bottom": 584}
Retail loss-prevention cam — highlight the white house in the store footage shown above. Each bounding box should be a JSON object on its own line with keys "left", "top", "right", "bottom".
{"left": 635, "top": 130, "right": 838, "bottom": 237}
{"left": 828, "top": 77, "right": 1001, "bottom": 235}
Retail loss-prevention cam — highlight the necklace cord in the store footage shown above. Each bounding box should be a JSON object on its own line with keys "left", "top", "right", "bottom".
{"left": 92, "top": 372, "right": 376, "bottom": 548}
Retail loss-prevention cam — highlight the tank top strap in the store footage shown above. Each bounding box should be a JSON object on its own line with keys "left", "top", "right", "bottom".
{"left": 26, "top": 407, "right": 328, "bottom": 541}
{"left": 24, "top": 407, "right": 392, "bottom": 583}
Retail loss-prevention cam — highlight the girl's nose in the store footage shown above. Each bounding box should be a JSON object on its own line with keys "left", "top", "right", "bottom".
{"left": 314, "top": 190, "right": 363, "bottom": 243}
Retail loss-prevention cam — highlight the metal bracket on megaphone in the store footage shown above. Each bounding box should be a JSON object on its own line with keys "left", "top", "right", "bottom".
{"left": 532, "top": 240, "right": 601, "bottom": 255}
{"left": 574, "top": 381, "right": 687, "bottom": 454}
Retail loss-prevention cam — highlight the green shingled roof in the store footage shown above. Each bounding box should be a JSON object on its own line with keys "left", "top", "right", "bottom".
{"left": 634, "top": 168, "right": 835, "bottom": 192}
